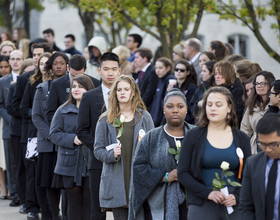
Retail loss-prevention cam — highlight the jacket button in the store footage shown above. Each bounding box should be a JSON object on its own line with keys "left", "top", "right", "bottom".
{"left": 42, "top": 97, "right": 45, "bottom": 100}
{"left": 75, "top": 149, "right": 77, "bottom": 151}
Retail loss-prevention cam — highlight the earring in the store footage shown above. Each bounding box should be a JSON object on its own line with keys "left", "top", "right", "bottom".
{"left": 163, "top": 112, "right": 165, "bottom": 114}
{"left": 227, "top": 113, "right": 231, "bottom": 121}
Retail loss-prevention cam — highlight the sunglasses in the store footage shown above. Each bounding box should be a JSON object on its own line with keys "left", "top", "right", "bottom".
{"left": 174, "top": 68, "right": 186, "bottom": 72}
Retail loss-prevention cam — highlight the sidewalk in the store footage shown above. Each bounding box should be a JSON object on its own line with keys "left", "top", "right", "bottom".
{"left": 0, "top": 199, "right": 113, "bottom": 220}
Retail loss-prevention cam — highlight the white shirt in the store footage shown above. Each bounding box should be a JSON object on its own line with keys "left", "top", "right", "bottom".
{"left": 141, "top": 63, "right": 151, "bottom": 72}
{"left": 190, "top": 52, "right": 201, "bottom": 64}
{"left": 101, "top": 83, "right": 110, "bottom": 109}
{"left": 11, "top": 71, "right": 19, "bottom": 82}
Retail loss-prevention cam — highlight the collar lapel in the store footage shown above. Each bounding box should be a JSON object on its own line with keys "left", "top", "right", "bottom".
{"left": 258, "top": 154, "right": 267, "bottom": 208}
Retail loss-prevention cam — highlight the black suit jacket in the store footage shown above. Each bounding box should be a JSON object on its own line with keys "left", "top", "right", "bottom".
{"left": 239, "top": 152, "right": 278, "bottom": 220}
{"left": 46, "top": 73, "right": 100, "bottom": 123}
{"left": 137, "top": 64, "right": 158, "bottom": 111}
{"left": 12, "top": 70, "right": 35, "bottom": 143}
{"left": 76, "top": 86, "right": 105, "bottom": 170}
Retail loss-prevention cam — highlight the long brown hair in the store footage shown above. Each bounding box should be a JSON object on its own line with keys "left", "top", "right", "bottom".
{"left": 213, "top": 60, "right": 236, "bottom": 86}
{"left": 30, "top": 53, "right": 52, "bottom": 86}
{"left": 105, "top": 75, "right": 146, "bottom": 124}
{"left": 197, "top": 86, "right": 238, "bottom": 128}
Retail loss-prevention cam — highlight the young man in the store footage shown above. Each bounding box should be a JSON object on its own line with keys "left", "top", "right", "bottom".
{"left": 266, "top": 80, "right": 280, "bottom": 114}
{"left": 0, "top": 50, "right": 23, "bottom": 208}
{"left": 239, "top": 113, "right": 280, "bottom": 220}
{"left": 63, "top": 34, "right": 82, "bottom": 56}
{"left": 0, "top": 40, "right": 16, "bottom": 55}
{"left": 76, "top": 52, "right": 121, "bottom": 220}
{"left": 134, "top": 47, "right": 158, "bottom": 111}
{"left": 125, "top": 34, "right": 142, "bottom": 62}
{"left": 43, "top": 28, "right": 61, "bottom": 52}
{"left": 183, "top": 38, "right": 202, "bottom": 86}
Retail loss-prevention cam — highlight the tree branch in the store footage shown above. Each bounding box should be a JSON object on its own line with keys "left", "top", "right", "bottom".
{"left": 190, "top": 0, "right": 204, "bottom": 37}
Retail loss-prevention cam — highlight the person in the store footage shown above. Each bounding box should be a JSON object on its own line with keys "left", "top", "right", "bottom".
{"left": 0, "top": 32, "right": 12, "bottom": 43}
{"left": 12, "top": 27, "right": 28, "bottom": 48}
{"left": 28, "top": 38, "right": 47, "bottom": 58}
{"left": 112, "top": 45, "right": 132, "bottom": 76}
{"left": 134, "top": 47, "right": 158, "bottom": 111}
{"left": 209, "top": 40, "right": 228, "bottom": 61}
{"left": 63, "top": 34, "right": 82, "bottom": 56}
{"left": 178, "top": 86, "right": 251, "bottom": 220}
{"left": 83, "top": 47, "right": 89, "bottom": 61}
{"left": 239, "top": 113, "right": 280, "bottom": 220}
{"left": 225, "top": 43, "right": 234, "bottom": 56}
{"left": 85, "top": 36, "right": 107, "bottom": 80}
{"left": 243, "top": 77, "right": 254, "bottom": 102}
{"left": 6, "top": 58, "right": 35, "bottom": 214}
{"left": 129, "top": 89, "right": 194, "bottom": 219}
{"left": 125, "top": 34, "right": 142, "bottom": 62}
{"left": 168, "top": 59, "right": 197, "bottom": 124}
{"left": 189, "top": 61, "right": 216, "bottom": 121}
{"left": 241, "top": 71, "right": 275, "bottom": 154}
{"left": 35, "top": 52, "right": 70, "bottom": 220}
{"left": 0, "top": 40, "right": 16, "bottom": 55}
{"left": 266, "top": 80, "right": 280, "bottom": 115}
{"left": 49, "top": 75, "right": 95, "bottom": 220}
{"left": 172, "top": 41, "right": 185, "bottom": 63}
{"left": 198, "top": 51, "right": 216, "bottom": 70}
{"left": 43, "top": 28, "right": 61, "bottom": 52}
{"left": 0, "top": 50, "right": 24, "bottom": 208}
{"left": 213, "top": 60, "right": 245, "bottom": 125}
{"left": 94, "top": 75, "right": 154, "bottom": 219}
{"left": 183, "top": 38, "right": 202, "bottom": 86}
{"left": 235, "top": 60, "right": 262, "bottom": 84}
{"left": 0, "top": 55, "right": 12, "bottom": 77}
{"left": 46, "top": 54, "right": 100, "bottom": 124}
{"left": 76, "top": 52, "right": 121, "bottom": 220}
{"left": 224, "top": 54, "right": 244, "bottom": 65}
{"left": 12, "top": 42, "right": 52, "bottom": 220}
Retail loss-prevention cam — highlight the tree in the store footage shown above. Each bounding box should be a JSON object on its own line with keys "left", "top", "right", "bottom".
{"left": 80, "top": 0, "right": 216, "bottom": 59}
{"left": 214, "top": 0, "right": 280, "bottom": 63}
{"left": 0, "top": 0, "right": 44, "bottom": 34}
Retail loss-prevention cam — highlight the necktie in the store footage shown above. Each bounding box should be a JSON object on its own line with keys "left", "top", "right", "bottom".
{"left": 265, "top": 159, "right": 278, "bottom": 220}
{"left": 139, "top": 71, "right": 144, "bottom": 82}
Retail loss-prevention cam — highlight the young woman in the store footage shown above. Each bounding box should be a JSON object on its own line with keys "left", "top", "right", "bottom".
{"left": 214, "top": 60, "right": 245, "bottom": 126}
{"left": 0, "top": 32, "right": 12, "bottom": 43}
{"left": 235, "top": 60, "right": 262, "bottom": 84}
{"left": 129, "top": 89, "right": 194, "bottom": 220}
{"left": 209, "top": 40, "right": 227, "bottom": 61}
{"left": 198, "top": 51, "right": 216, "bottom": 70}
{"left": 172, "top": 42, "right": 185, "bottom": 63}
{"left": 94, "top": 75, "right": 154, "bottom": 219}
{"left": 189, "top": 61, "right": 216, "bottom": 120}
{"left": 33, "top": 52, "right": 69, "bottom": 220}
{"left": 244, "top": 76, "right": 254, "bottom": 102}
{"left": 178, "top": 86, "right": 251, "bottom": 220}
{"left": 150, "top": 57, "right": 176, "bottom": 127}
{"left": 0, "top": 55, "right": 11, "bottom": 77}
{"left": 49, "top": 75, "right": 95, "bottom": 220}
{"left": 241, "top": 71, "right": 275, "bottom": 154}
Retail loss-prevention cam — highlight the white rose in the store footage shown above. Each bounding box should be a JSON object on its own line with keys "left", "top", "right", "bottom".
{"left": 220, "top": 161, "right": 230, "bottom": 170}
{"left": 176, "top": 140, "right": 181, "bottom": 149}
{"left": 120, "top": 115, "right": 126, "bottom": 123}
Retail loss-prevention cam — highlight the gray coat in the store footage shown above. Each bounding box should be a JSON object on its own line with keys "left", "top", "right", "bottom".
{"left": 32, "top": 81, "right": 53, "bottom": 153}
{"left": 0, "top": 73, "right": 12, "bottom": 139}
{"left": 94, "top": 109, "right": 154, "bottom": 208}
{"left": 49, "top": 103, "right": 90, "bottom": 185}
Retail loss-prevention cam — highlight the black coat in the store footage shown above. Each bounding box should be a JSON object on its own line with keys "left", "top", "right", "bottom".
{"left": 46, "top": 73, "right": 100, "bottom": 123}
{"left": 13, "top": 70, "right": 35, "bottom": 143}
{"left": 76, "top": 86, "right": 105, "bottom": 170}
{"left": 6, "top": 83, "right": 21, "bottom": 137}
{"left": 137, "top": 64, "right": 158, "bottom": 111}
{"left": 265, "top": 105, "right": 280, "bottom": 115}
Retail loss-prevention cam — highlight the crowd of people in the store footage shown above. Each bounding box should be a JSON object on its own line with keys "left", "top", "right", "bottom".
{"left": 0, "top": 27, "right": 279, "bottom": 220}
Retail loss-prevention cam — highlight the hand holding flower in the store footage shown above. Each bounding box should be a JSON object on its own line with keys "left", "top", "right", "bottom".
{"left": 208, "top": 191, "right": 225, "bottom": 204}
{"left": 221, "top": 194, "right": 236, "bottom": 207}
{"left": 113, "top": 145, "right": 121, "bottom": 159}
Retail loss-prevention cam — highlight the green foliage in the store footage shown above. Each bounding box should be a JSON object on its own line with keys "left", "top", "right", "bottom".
{"left": 168, "top": 148, "right": 177, "bottom": 155}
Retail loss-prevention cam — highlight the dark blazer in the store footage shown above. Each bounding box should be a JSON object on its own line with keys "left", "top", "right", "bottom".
{"left": 0, "top": 73, "right": 12, "bottom": 139}
{"left": 137, "top": 64, "right": 158, "bottom": 111}
{"left": 13, "top": 70, "right": 35, "bottom": 143}
{"left": 177, "top": 126, "right": 252, "bottom": 206}
{"left": 239, "top": 152, "right": 276, "bottom": 220}
{"left": 46, "top": 73, "right": 100, "bottom": 123}
{"left": 6, "top": 83, "right": 22, "bottom": 137}
{"left": 76, "top": 86, "right": 105, "bottom": 170}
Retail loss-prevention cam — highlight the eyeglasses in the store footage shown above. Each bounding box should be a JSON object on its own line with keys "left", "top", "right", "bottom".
{"left": 174, "top": 68, "right": 186, "bottom": 72}
{"left": 254, "top": 82, "right": 268, "bottom": 87}
{"left": 256, "top": 141, "right": 280, "bottom": 150}
{"left": 269, "top": 91, "right": 279, "bottom": 96}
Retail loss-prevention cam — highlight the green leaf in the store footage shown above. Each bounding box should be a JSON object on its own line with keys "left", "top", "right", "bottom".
{"left": 175, "top": 155, "right": 179, "bottom": 161}
{"left": 168, "top": 148, "right": 177, "bottom": 155}
{"left": 224, "top": 171, "right": 235, "bottom": 178}
{"left": 215, "top": 172, "right": 220, "bottom": 180}
{"left": 112, "top": 124, "right": 120, "bottom": 127}
{"left": 213, "top": 179, "right": 222, "bottom": 188}
{"left": 227, "top": 180, "right": 242, "bottom": 187}
{"left": 117, "top": 127, "right": 123, "bottom": 139}
{"left": 114, "top": 118, "right": 121, "bottom": 126}
{"left": 221, "top": 181, "right": 227, "bottom": 186}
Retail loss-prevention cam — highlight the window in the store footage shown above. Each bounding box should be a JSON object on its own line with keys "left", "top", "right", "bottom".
{"left": 228, "top": 34, "right": 249, "bottom": 59}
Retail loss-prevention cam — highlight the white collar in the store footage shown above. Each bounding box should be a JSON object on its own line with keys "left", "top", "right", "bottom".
{"left": 190, "top": 52, "right": 201, "bottom": 64}
{"left": 101, "top": 83, "right": 110, "bottom": 94}
{"left": 141, "top": 63, "right": 151, "bottom": 72}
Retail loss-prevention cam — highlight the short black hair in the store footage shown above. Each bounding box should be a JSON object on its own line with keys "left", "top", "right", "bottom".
{"left": 43, "top": 28, "right": 54, "bottom": 36}
{"left": 69, "top": 54, "right": 86, "bottom": 71}
{"left": 0, "top": 55, "right": 10, "bottom": 62}
{"left": 256, "top": 113, "right": 280, "bottom": 136}
{"left": 32, "top": 42, "right": 53, "bottom": 53}
{"left": 129, "top": 34, "right": 142, "bottom": 48}
{"left": 45, "top": 52, "right": 69, "bottom": 73}
{"left": 65, "top": 34, "right": 75, "bottom": 42}
{"left": 100, "top": 52, "right": 120, "bottom": 67}
{"left": 272, "top": 80, "right": 280, "bottom": 95}
{"left": 164, "top": 88, "right": 187, "bottom": 105}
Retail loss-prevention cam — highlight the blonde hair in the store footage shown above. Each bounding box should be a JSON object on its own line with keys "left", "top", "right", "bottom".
{"left": 0, "top": 40, "right": 16, "bottom": 52}
{"left": 112, "top": 45, "right": 130, "bottom": 64}
{"left": 235, "top": 60, "right": 262, "bottom": 80}
{"left": 104, "top": 75, "right": 146, "bottom": 124}
{"left": 19, "top": 38, "right": 30, "bottom": 59}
